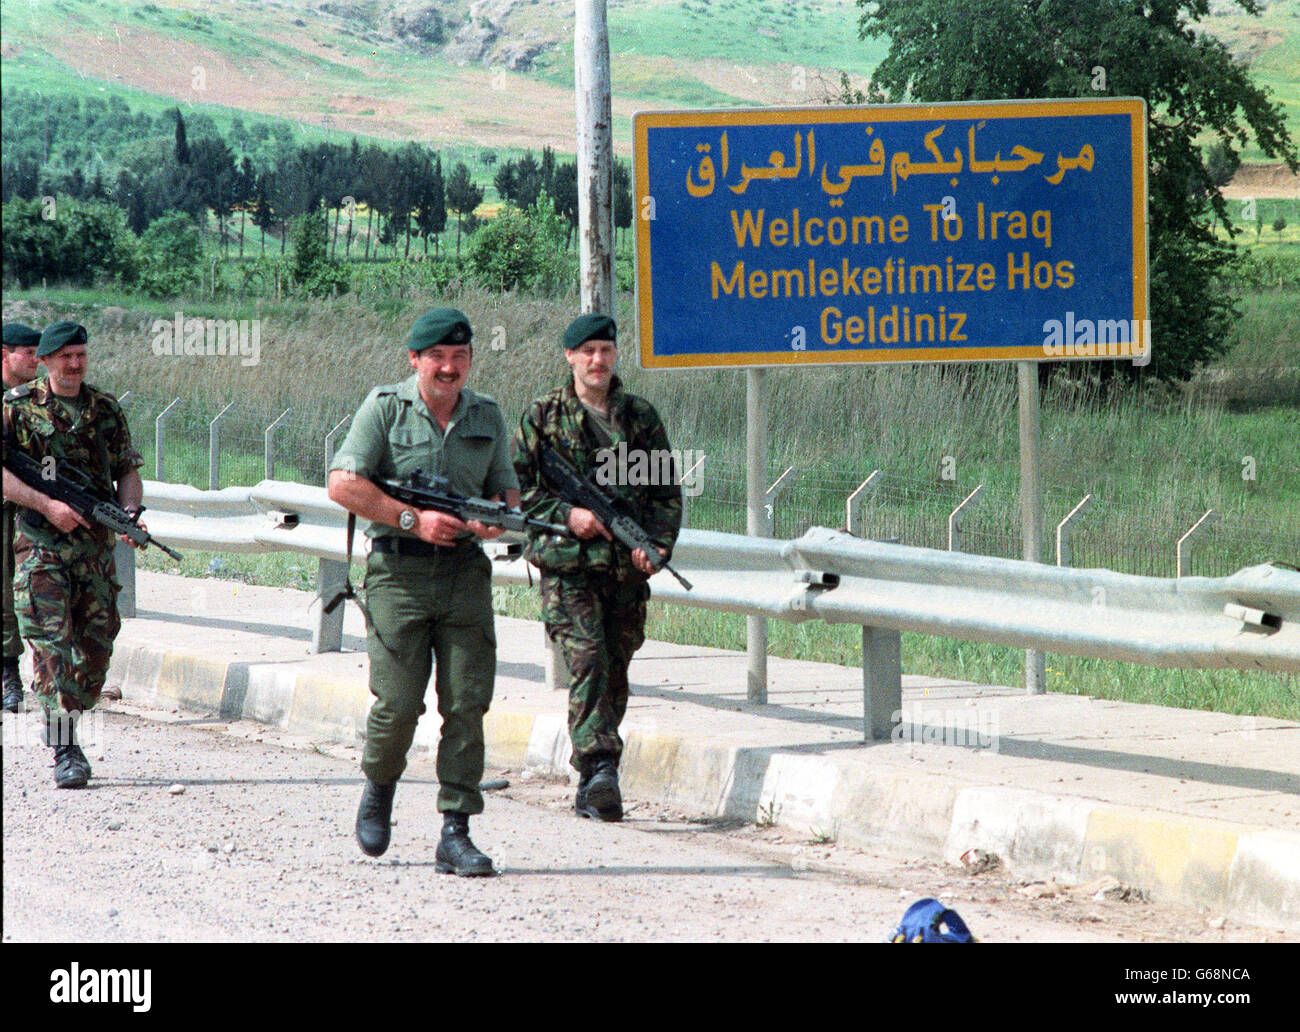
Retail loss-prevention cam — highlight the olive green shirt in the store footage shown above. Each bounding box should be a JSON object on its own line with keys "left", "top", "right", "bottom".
{"left": 329, "top": 377, "right": 519, "bottom": 541}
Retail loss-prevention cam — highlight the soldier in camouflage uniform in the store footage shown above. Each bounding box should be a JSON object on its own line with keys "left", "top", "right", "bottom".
{"left": 3, "top": 322, "right": 42, "bottom": 713}
{"left": 513, "top": 314, "right": 682, "bottom": 821}
{"left": 2, "top": 322, "right": 145, "bottom": 788}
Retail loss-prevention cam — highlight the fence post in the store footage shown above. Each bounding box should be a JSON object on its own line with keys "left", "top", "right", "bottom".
{"left": 679, "top": 453, "right": 706, "bottom": 528}
{"left": 1055, "top": 494, "right": 1094, "bottom": 567}
{"left": 947, "top": 484, "right": 983, "bottom": 552}
{"left": 208, "top": 402, "right": 235, "bottom": 491}
{"left": 323, "top": 415, "right": 352, "bottom": 483}
{"left": 154, "top": 398, "right": 181, "bottom": 482}
{"left": 114, "top": 539, "right": 136, "bottom": 620}
{"left": 762, "top": 466, "right": 796, "bottom": 536}
{"left": 264, "top": 408, "right": 291, "bottom": 481}
{"left": 1177, "top": 509, "right": 1220, "bottom": 577}
{"left": 846, "top": 470, "right": 883, "bottom": 536}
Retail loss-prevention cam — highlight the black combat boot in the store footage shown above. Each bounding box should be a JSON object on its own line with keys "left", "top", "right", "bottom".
{"left": 2, "top": 657, "right": 22, "bottom": 713}
{"left": 355, "top": 779, "right": 396, "bottom": 857}
{"left": 574, "top": 761, "right": 593, "bottom": 817}
{"left": 580, "top": 755, "right": 623, "bottom": 822}
{"left": 435, "top": 812, "right": 494, "bottom": 877}
{"left": 44, "top": 711, "right": 90, "bottom": 789}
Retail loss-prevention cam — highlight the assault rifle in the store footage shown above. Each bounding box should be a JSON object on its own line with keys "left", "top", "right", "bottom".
{"left": 374, "top": 470, "right": 572, "bottom": 539}
{"left": 3, "top": 445, "right": 182, "bottom": 561}
{"left": 539, "top": 447, "right": 691, "bottom": 590}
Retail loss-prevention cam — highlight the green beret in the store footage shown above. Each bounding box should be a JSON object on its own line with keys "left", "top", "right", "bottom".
{"left": 3, "top": 323, "right": 42, "bottom": 350}
{"left": 37, "top": 321, "right": 88, "bottom": 358}
{"left": 408, "top": 308, "right": 472, "bottom": 353}
{"left": 562, "top": 313, "right": 617, "bottom": 350}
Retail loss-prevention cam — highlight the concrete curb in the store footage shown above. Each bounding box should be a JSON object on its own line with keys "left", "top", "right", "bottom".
{"left": 108, "top": 639, "right": 1300, "bottom": 931}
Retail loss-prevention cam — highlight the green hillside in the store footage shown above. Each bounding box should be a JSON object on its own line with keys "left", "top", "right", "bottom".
{"left": 2, "top": 0, "right": 1294, "bottom": 158}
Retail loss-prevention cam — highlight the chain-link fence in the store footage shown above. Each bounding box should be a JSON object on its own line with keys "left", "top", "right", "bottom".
{"left": 124, "top": 392, "right": 1299, "bottom": 580}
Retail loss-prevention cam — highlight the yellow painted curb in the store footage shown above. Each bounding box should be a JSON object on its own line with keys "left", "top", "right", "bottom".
{"left": 156, "top": 653, "right": 229, "bottom": 711}
{"left": 484, "top": 710, "right": 536, "bottom": 768}
{"left": 1084, "top": 807, "right": 1242, "bottom": 907}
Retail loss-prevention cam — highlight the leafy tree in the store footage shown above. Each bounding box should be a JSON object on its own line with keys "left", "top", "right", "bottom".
{"left": 138, "top": 210, "right": 203, "bottom": 298}
{"left": 446, "top": 162, "right": 484, "bottom": 257}
{"left": 174, "top": 108, "right": 190, "bottom": 165}
{"left": 416, "top": 155, "right": 447, "bottom": 255}
{"left": 467, "top": 194, "right": 570, "bottom": 293}
{"left": 613, "top": 158, "right": 633, "bottom": 245}
{"left": 551, "top": 161, "right": 579, "bottom": 248}
{"left": 290, "top": 208, "right": 348, "bottom": 298}
{"left": 2, "top": 197, "right": 66, "bottom": 289}
{"left": 59, "top": 198, "right": 137, "bottom": 286}
{"left": 856, "top": 0, "right": 1299, "bottom": 383}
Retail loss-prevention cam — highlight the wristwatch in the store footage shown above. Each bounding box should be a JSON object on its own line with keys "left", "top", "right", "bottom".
{"left": 398, "top": 508, "right": 417, "bottom": 531}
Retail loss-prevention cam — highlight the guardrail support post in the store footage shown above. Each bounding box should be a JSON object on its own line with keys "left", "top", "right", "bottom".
{"left": 265, "top": 408, "right": 291, "bottom": 481}
{"left": 312, "top": 558, "right": 347, "bottom": 653}
{"left": 545, "top": 637, "right": 570, "bottom": 692}
{"left": 1055, "top": 493, "right": 1094, "bottom": 567}
{"left": 846, "top": 470, "right": 883, "bottom": 536}
{"left": 155, "top": 398, "right": 181, "bottom": 482}
{"left": 114, "top": 539, "right": 136, "bottom": 620}
{"left": 1176, "top": 509, "right": 1220, "bottom": 577}
{"left": 862, "top": 625, "right": 901, "bottom": 742}
{"left": 209, "top": 402, "right": 235, "bottom": 491}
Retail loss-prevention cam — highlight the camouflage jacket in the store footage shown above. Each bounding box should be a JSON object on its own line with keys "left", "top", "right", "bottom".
{"left": 3, "top": 379, "right": 142, "bottom": 552}
{"left": 513, "top": 375, "right": 682, "bottom": 577}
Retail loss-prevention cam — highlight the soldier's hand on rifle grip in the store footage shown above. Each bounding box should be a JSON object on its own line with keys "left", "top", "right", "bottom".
{"left": 45, "top": 499, "right": 91, "bottom": 534}
{"left": 466, "top": 519, "right": 505, "bottom": 541}
{"left": 566, "top": 507, "right": 612, "bottom": 541}
{"left": 415, "top": 508, "right": 468, "bottom": 546}
{"left": 632, "top": 547, "right": 667, "bottom": 576}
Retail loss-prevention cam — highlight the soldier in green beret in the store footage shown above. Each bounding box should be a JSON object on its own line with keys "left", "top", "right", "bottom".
{"left": 3, "top": 323, "right": 43, "bottom": 713}
{"left": 2, "top": 322, "right": 145, "bottom": 786}
{"left": 327, "top": 307, "right": 519, "bottom": 875}
{"left": 513, "top": 314, "right": 682, "bottom": 821}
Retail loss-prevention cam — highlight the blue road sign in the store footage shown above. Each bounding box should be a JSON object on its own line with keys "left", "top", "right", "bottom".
{"left": 633, "top": 99, "right": 1147, "bottom": 369}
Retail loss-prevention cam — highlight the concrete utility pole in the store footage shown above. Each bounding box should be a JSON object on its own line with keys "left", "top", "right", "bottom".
{"left": 548, "top": 1, "right": 616, "bottom": 693}
{"left": 575, "top": 0, "right": 614, "bottom": 314}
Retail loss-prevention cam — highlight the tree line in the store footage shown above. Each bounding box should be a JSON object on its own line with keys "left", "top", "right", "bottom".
{"left": 1, "top": 94, "right": 633, "bottom": 263}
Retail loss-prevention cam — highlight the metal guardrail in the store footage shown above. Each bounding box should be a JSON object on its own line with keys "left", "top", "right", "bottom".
{"left": 127, "top": 480, "right": 1300, "bottom": 738}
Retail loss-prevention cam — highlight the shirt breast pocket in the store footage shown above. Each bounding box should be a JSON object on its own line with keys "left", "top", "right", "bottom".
{"left": 388, "top": 430, "right": 438, "bottom": 479}
{"left": 454, "top": 433, "right": 495, "bottom": 494}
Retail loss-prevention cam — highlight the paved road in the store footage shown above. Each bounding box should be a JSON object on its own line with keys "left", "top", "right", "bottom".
{"left": 2, "top": 701, "right": 1285, "bottom": 944}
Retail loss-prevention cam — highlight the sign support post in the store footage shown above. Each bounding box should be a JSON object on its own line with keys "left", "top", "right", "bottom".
{"left": 746, "top": 368, "right": 768, "bottom": 703}
{"left": 1018, "top": 361, "right": 1046, "bottom": 694}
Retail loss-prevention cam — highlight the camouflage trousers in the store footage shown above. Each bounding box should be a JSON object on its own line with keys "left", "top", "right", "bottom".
{"left": 3, "top": 504, "right": 21, "bottom": 659}
{"left": 12, "top": 536, "right": 120, "bottom": 713}
{"left": 540, "top": 570, "right": 649, "bottom": 771}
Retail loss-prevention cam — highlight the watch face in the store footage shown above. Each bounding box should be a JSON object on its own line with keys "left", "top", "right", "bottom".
{"left": 399, "top": 509, "right": 416, "bottom": 531}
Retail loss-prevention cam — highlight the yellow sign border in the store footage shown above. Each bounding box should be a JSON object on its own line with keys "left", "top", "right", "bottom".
{"left": 633, "top": 98, "right": 1148, "bottom": 370}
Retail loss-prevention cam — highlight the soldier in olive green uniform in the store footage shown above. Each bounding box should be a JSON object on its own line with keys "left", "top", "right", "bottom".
{"left": 513, "top": 314, "right": 682, "bottom": 821}
{"left": 3, "top": 322, "right": 43, "bottom": 713}
{"left": 327, "top": 308, "right": 518, "bottom": 875}
{"left": 2, "top": 322, "right": 145, "bottom": 787}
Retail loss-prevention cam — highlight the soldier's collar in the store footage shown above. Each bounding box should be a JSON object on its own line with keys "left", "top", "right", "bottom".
{"left": 399, "top": 375, "right": 476, "bottom": 422}
{"left": 564, "top": 374, "right": 624, "bottom": 412}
